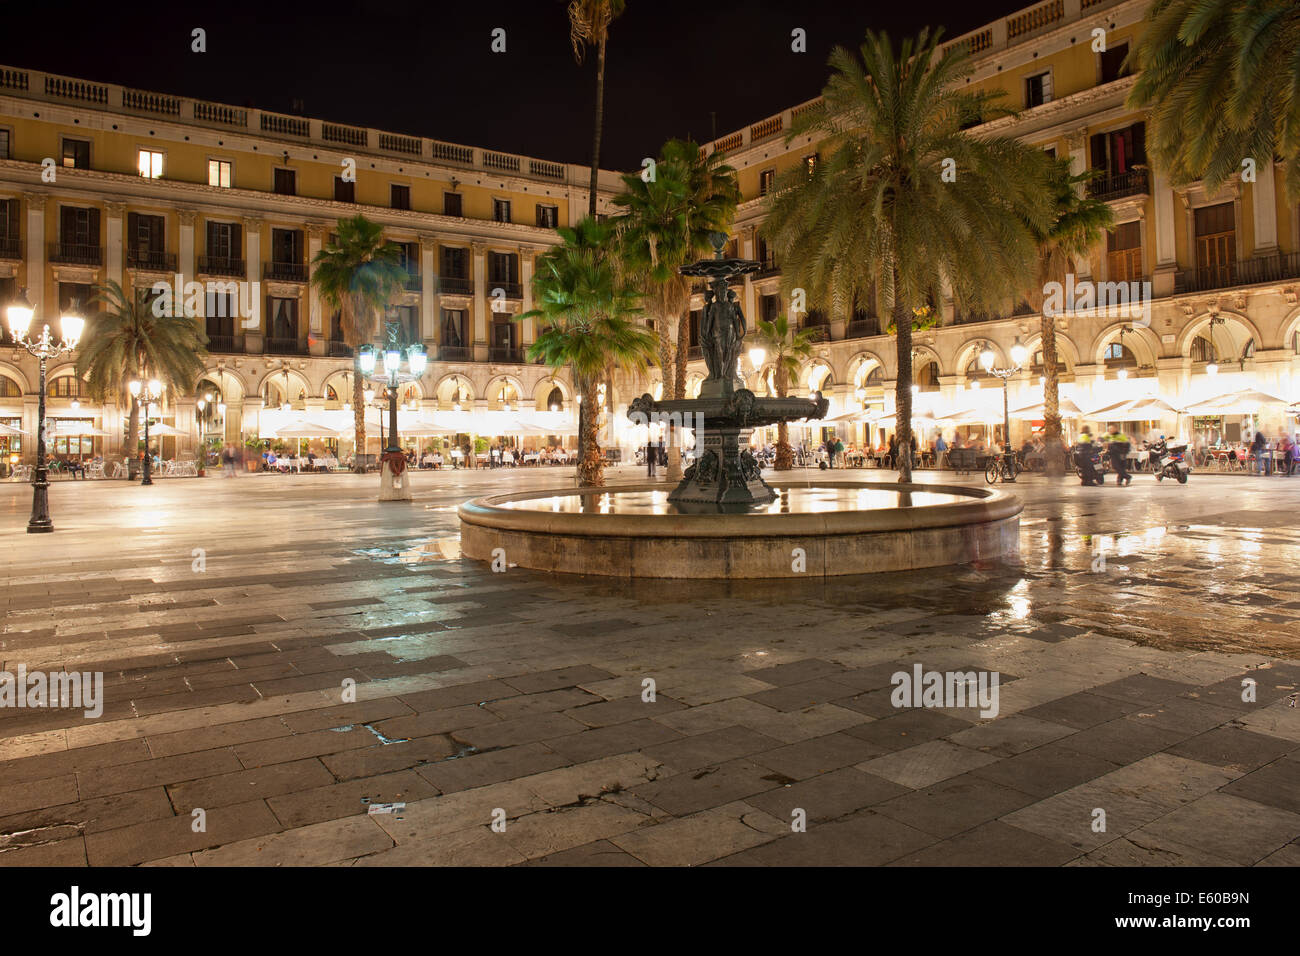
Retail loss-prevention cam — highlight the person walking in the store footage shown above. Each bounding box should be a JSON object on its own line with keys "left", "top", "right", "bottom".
{"left": 221, "top": 443, "right": 236, "bottom": 478}
{"left": 646, "top": 437, "right": 656, "bottom": 477}
{"left": 1251, "top": 430, "right": 1267, "bottom": 475}
{"left": 1105, "top": 428, "right": 1132, "bottom": 485}
{"left": 834, "top": 436, "right": 845, "bottom": 468}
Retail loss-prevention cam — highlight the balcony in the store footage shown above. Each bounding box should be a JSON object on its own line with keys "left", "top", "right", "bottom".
{"left": 49, "top": 242, "right": 103, "bottom": 266}
{"left": 1086, "top": 168, "right": 1149, "bottom": 202}
{"left": 438, "top": 276, "right": 473, "bottom": 296}
{"left": 488, "top": 346, "right": 524, "bottom": 364}
{"left": 198, "top": 256, "right": 245, "bottom": 278}
{"left": 687, "top": 346, "right": 703, "bottom": 360}
{"left": 489, "top": 280, "right": 523, "bottom": 299}
{"left": 0, "top": 236, "right": 20, "bottom": 260}
{"left": 800, "top": 324, "right": 831, "bottom": 342}
{"left": 126, "top": 249, "right": 177, "bottom": 272}
{"left": 263, "top": 261, "right": 308, "bottom": 282}
{"left": 438, "top": 345, "right": 473, "bottom": 362}
{"left": 403, "top": 271, "right": 422, "bottom": 293}
{"left": 264, "top": 337, "right": 307, "bottom": 355}
{"left": 327, "top": 341, "right": 354, "bottom": 358}
{"left": 205, "top": 334, "right": 238, "bottom": 353}
{"left": 846, "top": 319, "right": 881, "bottom": 339}
{"left": 1175, "top": 252, "right": 1300, "bottom": 294}
{"left": 756, "top": 256, "right": 780, "bottom": 278}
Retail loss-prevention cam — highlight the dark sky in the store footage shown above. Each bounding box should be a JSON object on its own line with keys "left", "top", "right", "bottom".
{"left": 1, "top": 0, "right": 1029, "bottom": 170}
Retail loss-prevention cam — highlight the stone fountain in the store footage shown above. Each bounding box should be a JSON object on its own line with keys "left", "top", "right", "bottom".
{"left": 628, "top": 234, "right": 827, "bottom": 510}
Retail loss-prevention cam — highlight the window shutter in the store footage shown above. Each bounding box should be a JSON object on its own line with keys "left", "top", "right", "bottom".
{"left": 1090, "top": 133, "right": 1107, "bottom": 171}
{"left": 1131, "top": 123, "right": 1146, "bottom": 166}
{"left": 1041, "top": 72, "right": 1052, "bottom": 103}
{"left": 88, "top": 207, "right": 101, "bottom": 243}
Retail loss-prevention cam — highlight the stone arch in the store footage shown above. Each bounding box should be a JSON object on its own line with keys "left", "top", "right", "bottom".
{"left": 434, "top": 373, "right": 475, "bottom": 407}
{"left": 801, "top": 359, "right": 835, "bottom": 392}
{"left": 1280, "top": 305, "right": 1300, "bottom": 353}
{"left": 1175, "top": 311, "right": 1260, "bottom": 362}
{"left": 1089, "top": 321, "right": 1162, "bottom": 368}
{"left": 484, "top": 374, "right": 526, "bottom": 409}
{"left": 199, "top": 365, "right": 248, "bottom": 402}
{"left": 1022, "top": 330, "right": 1080, "bottom": 371}
{"left": 953, "top": 338, "right": 1003, "bottom": 381}
{"left": 846, "top": 350, "right": 889, "bottom": 387}
{"left": 256, "top": 367, "right": 313, "bottom": 407}
{"left": 0, "top": 361, "right": 31, "bottom": 396}
{"left": 532, "top": 377, "right": 572, "bottom": 409}
{"left": 321, "top": 369, "right": 357, "bottom": 405}
{"left": 684, "top": 372, "right": 705, "bottom": 399}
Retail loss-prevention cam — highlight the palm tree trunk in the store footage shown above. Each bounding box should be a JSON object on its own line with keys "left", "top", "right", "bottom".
{"left": 578, "top": 379, "right": 604, "bottom": 487}
{"left": 774, "top": 365, "right": 793, "bottom": 470}
{"left": 352, "top": 354, "right": 366, "bottom": 474}
{"left": 1040, "top": 311, "right": 1066, "bottom": 475}
{"left": 674, "top": 310, "right": 690, "bottom": 401}
{"left": 126, "top": 397, "right": 140, "bottom": 480}
{"left": 893, "top": 296, "right": 913, "bottom": 483}
{"left": 658, "top": 330, "right": 683, "bottom": 480}
{"left": 588, "top": 38, "right": 607, "bottom": 218}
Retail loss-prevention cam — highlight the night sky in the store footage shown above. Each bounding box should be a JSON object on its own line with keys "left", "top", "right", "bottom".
{"left": 0, "top": 0, "right": 1029, "bottom": 170}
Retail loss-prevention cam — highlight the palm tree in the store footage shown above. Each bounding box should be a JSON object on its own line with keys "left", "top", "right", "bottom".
{"left": 754, "top": 314, "right": 817, "bottom": 470}
{"left": 762, "top": 28, "right": 1051, "bottom": 481}
{"left": 521, "top": 217, "right": 656, "bottom": 487}
{"left": 311, "top": 215, "right": 408, "bottom": 472}
{"left": 1027, "top": 159, "right": 1114, "bottom": 473}
{"left": 1128, "top": 0, "right": 1300, "bottom": 198}
{"left": 76, "top": 279, "right": 208, "bottom": 475}
{"left": 569, "top": 0, "right": 627, "bottom": 217}
{"left": 612, "top": 138, "right": 739, "bottom": 477}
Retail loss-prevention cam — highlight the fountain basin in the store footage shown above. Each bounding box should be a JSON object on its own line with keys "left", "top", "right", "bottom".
{"left": 458, "top": 481, "right": 1021, "bottom": 579}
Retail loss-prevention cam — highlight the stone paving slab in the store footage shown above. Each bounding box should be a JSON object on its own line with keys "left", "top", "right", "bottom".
{"left": 3, "top": 469, "right": 1300, "bottom": 866}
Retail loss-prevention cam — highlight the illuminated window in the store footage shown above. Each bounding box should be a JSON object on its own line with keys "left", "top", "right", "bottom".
{"left": 208, "top": 160, "right": 232, "bottom": 188}
{"left": 138, "top": 149, "right": 164, "bottom": 179}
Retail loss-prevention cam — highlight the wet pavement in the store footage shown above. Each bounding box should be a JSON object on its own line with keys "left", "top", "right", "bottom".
{"left": 1, "top": 465, "right": 1298, "bottom": 866}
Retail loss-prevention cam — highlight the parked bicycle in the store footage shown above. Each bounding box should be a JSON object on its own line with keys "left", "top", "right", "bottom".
{"left": 985, "top": 449, "right": 1022, "bottom": 484}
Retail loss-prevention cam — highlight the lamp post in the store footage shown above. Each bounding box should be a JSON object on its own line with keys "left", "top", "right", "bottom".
{"left": 358, "top": 320, "right": 426, "bottom": 497}
{"left": 979, "top": 339, "right": 1029, "bottom": 470}
{"left": 129, "top": 378, "right": 164, "bottom": 485}
{"left": 6, "top": 289, "right": 84, "bottom": 533}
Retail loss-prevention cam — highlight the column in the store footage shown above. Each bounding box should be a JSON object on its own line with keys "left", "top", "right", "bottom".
{"left": 105, "top": 201, "right": 125, "bottom": 289}
{"left": 307, "top": 223, "right": 324, "bottom": 356}
{"left": 243, "top": 218, "right": 263, "bottom": 348}
{"left": 741, "top": 225, "right": 757, "bottom": 331}
{"left": 178, "top": 209, "right": 197, "bottom": 279}
{"left": 1252, "top": 160, "right": 1279, "bottom": 256}
{"left": 1152, "top": 172, "right": 1178, "bottom": 296}
{"left": 471, "top": 241, "right": 487, "bottom": 362}
{"left": 1066, "top": 128, "right": 1093, "bottom": 279}
{"left": 420, "top": 236, "right": 436, "bottom": 344}
{"left": 23, "top": 193, "right": 45, "bottom": 316}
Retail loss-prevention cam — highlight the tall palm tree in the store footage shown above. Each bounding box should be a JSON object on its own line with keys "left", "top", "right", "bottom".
{"left": 569, "top": 0, "right": 627, "bottom": 217}
{"left": 311, "top": 215, "right": 408, "bottom": 472}
{"left": 1027, "top": 159, "right": 1114, "bottom": 473}
{"left": 763, "top": 28, "right": 1051, "bottom": 481}
{"left": 521, "top": 217, "right": 656, "bottom": 487}
{"left": 612, "top": 137, "right": 739, "bottom": 477}
{"left": 754, "top": 314, "right": 817, "bottom": 470}
{"left": 1128, "top": 0, "right": 1300, "bottom": 198}
{"left": 76, "top": 279, "right": 208, "bottom": 474}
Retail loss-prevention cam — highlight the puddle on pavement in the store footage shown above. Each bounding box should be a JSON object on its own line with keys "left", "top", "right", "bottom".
{"left": 352, "top": 537, "right": 462, "bottom": 564}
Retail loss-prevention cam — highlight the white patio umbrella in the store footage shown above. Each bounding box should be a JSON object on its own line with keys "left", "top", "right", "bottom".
{"left": 1087, "top": 397, "right": 1181, "bottom": 421}
{"left": 1183, "top": 388, "right": 1290, "bottom": 415}
{"left": 274, "top": 421, "right": 341, "bottom": 439}
{"left": 141, "top": 422, "right": 186, "bottom": 437}
{"left": 0, "top": 421, "right": 30, "bottom": 436}
{"left": 1009, "top": 397, "right": 1084, "bottom": 419}
{"left": 52, "top": 422, "right": 109, "bottom": 437}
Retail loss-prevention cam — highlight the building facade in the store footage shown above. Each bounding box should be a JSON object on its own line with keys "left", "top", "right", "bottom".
{"left": 3, "top": 0, "right": 1300, "bottom": 470}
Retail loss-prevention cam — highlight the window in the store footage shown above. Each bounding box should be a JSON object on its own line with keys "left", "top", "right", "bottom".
{"left": 759, "top": 169, "right": 775, "bottom": 196}
{"left": 760, "top": 293, "right": 780, "bottom": 324}
{"left": 443, "top": 192, "right": 462, "bottom": 217}
{"left": 916, "top": 361, "right": 942, "bottom": 392}
{"left": 803, "top": 154, "right": 818, "bottom": 176}
{"left": 441, "top": 309, "right": 466, "bottom": 347}
{"left": 1090, "top": 123, "right": 1146, "bottom": 177}
{"left": 267, "top": 297, "right": 299, "bottom": 343}
{"left": 137, "top": 149, "right": 164, "bottom": 179}
{"left": 333, "top": 176, "right": 355, "bottom": 203}
{"left": 1106, "top": 221, "right": 1143, "bottom": 282}
{"left": 536, "top": 204, "right": 558, "bottom": 228}
{"left": 59, "top": 206, "right": 99, "bottom": 247}
{"left": 390, "top": 184, "right": 411, "bottom": 210}
{"left": 0, "top": 198, "right": 18, "bottom": 250}
{"left": 1190, "top": 335, "right": 1217, "bottom": 363}
{"left": 207, "top": 159, "right": 232, "bottom": 188}
{"left": 1194, "top": 202, "right": 1236, "bottom": 287}
{"left": 1103, "top": 342, "right": 1136, "bottom": 367}
{"left": 270, "top": 228, "right": 303, "bottom": 265}
{"left": 395, "top": 305, "right": 419, "bottom": 343}
{"left": 206, "top": 220, "right": 240, "bottom": 261}
{"left": 0, "top": 376, "right": 21, "bottom": 397}
{"left": 57, "top": 282, "right": 92, "bottom": 318}
{"left": 493, "top": 199, "right": 511, "bottom": 223}
{"left": 50, "top": 376, "right": 84, "bottom": 398}
{"left": 205, "top": 293, "right": 235, "bottom": 343}
{"left": 441, "top": 246, "right": 467, "bottom": 278}
{"left": 273, "top": 168, "right": 296, "bottom": 196}
{"left": 61, "top": 138, "right": 90, "bottom": 169}
{"left": 395, "top": 241, "right": 419, "bottom": 275}
{"left": 1043, "top": 146, "right": 1057, "bottom": 159}
{"left": 1100, "top": 42, "right": 1131, "bottom": 84}
{"left": 0, "top": 129, "right": 9, "bottom": 160}
{"left": 864, "top": 367, "right": 883, "bottom": 386}
{"left": 1025, "top": 71, "right": 1052, "bottom": 108}
{"left": 127, "top": 213, "right": 165, "bottom": 267}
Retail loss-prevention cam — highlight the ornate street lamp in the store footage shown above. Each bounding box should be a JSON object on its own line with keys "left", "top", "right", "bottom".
{"left": 7, "top": 289, "right": 83, "bottom": 533}
{"left": 980, "top": 338, "right": 1029, "bottom": 469}
{"left": 359, "top": 320, "right": 426, "bottom": 496}
{"left": 129, "top": 378, "right": 164, "bottom": 486}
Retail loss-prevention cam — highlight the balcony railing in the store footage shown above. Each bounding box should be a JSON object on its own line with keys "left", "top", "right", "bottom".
{"left": 49, "top": 242, "right": 103, "bottom": 266}
{"left": 263, "top": 261, "right": 308, "bottom": 282}
{"left": 197, "top": 256, "right": 245, "bottom": 277}
{"left": 687, "top": 346, "right": 703, "bottom": 360}
{"left": 846, "top": 319, "right": 881, "bottom": 339}
{"left": 438, "top": 276, "right": 473, "bottom": 296}
{"left": 489, "top": 280, "right": 523, "bottom": 299}
{"left": 1175, "top": 252, "right": 1300, "bottom": 294}
{"left": 403, "top": 271, "right": 422, "bottom": 292}
{"left": 0, "top": 236, "right": 20, "bottom": 259}
{"left": 438, "top": 345, "right": 473, "bottom": 362}
{"left": 205, "top": 334, "right": 237, "bottom": 352}
{"left": 327, "top": 341, "right": 353, "bottom": 357}
{"left": 264, "top": 337, "right": 307, "bottom": 355}
{"left": 488, "top": 346, "right": 524, "bottom": 364}
{"left": 126, "top": 249, "right": 177, "bottom": 272}
{"left": 800, "top": 325, "right": 831, "bottom": 342}
{"left": 757, "top": 257, "right": 780, "bottom": 278}
{"left": 1086, "top": 168, "right": 1149, "bottom": 202}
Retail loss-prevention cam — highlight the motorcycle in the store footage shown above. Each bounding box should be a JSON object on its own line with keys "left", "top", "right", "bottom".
{"left": 1072, "top": 442, "right": 1106, "bottom": 485}
{"left": 1152, "top": 444, "right": 1190, "bottom": 484}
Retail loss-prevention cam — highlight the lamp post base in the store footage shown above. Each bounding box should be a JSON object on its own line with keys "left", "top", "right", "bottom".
{"left": 378, "top": 460, "right": 412, "bottom": 501}
{"left": 27, "top": 480, "right": 53, "bottom": 533}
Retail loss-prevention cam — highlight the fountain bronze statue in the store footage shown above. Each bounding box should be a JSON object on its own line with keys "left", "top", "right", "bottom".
{"left": 628, "top": 233, "right": 828, "bottom": 509}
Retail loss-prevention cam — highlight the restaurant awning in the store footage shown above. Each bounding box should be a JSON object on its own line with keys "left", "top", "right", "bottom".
{"left": 1182, "top": 388, "right": 1291, "bottom": 415}
{"left": 1086, "top": 397, "right": 1181, "bottom": 421}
